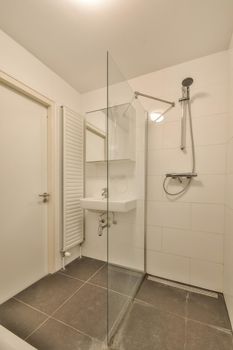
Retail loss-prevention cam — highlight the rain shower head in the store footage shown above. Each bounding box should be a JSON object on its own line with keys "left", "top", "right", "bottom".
{"left": 182, "top": 77, "right": 194, "bottom": 88}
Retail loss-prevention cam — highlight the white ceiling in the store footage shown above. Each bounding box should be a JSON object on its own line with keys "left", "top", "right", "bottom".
{"left": 0, "top": 0, "right": 233, "bottom": 93}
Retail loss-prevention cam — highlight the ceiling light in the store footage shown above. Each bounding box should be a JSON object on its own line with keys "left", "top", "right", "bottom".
{"left": 149, "top": 112, "right": 164, "bottom": 123}
{"left": 79, "top": 0, "right": 104, "bottom": 5}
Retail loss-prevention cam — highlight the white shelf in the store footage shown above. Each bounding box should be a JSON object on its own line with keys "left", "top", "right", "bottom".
{"left": 86, "top": 158, "right": 135, "bottom": 164}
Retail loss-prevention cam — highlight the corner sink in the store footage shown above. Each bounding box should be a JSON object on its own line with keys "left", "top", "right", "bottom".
{"left": 80, "top": 197, "right": 136, "bottom": 212}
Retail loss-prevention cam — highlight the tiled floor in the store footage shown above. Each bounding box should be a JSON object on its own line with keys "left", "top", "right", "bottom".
{"left": 0, "top": 257, "right": 139, "bottom": 349}
{"left": 111, "top": 279, "right": 233, "bottom": 350}
{"left": 0, "top": 256, "right": 232, "bottom": 350}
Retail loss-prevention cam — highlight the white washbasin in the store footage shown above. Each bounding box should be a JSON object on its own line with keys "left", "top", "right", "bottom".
{"left": 80, "top": 197, "right": 136, "bottom": 212}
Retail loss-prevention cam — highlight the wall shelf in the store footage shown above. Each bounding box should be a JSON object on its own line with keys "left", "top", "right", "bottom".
{"left": 86, "top": 158, "right": 135, "bottom": 164}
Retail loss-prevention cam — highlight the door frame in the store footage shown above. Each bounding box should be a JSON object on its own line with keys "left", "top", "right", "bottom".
{"left": 0, "top": 70, "right": 57, "bottom": 273}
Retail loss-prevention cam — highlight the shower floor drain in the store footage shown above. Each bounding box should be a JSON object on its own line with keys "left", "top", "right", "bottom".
{"left": 147, "top": 275, "right": 218, "bottom": 298}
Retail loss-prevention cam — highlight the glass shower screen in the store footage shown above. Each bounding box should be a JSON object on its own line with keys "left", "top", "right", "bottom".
{"left": 106, "top": 52, "right": 146, "bottom": 345}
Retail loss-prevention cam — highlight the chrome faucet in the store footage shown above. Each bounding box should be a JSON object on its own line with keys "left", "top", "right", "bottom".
{"left": 98, "top": 212, "right": 108, "bottom": 236}
{"left": 101, "top": 187, "right": 108, "bottom": 199}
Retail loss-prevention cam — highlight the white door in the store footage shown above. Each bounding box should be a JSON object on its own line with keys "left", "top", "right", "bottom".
{"left": 0, "top": 82, "right": 48, "bottom": 303}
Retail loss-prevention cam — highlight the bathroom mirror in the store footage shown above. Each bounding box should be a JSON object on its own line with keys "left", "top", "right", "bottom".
{"left": 85, "top": 103, "right": 136, "bottom": 162}
{"left": 86, "top": 110, "right": 106, "bottom": 162}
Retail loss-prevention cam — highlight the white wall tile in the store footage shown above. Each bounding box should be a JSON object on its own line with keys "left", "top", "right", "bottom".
{"left": 136, "top": 126, "right": 145, "bottom": 151}
{"left": 148, "top": 144, "right": 226, "bottom": 178}
{"left": 147, "top": 176, "right": 165, "bottom": 201}
{"left": 191, "top": 203, "right": 225, "bottom": 234}
{"left": 179, "top": 175, "right": 225, "bottom": 204}
{"left": 147, "top": 148, "right": 191, "bottom": 176}
{"left": 147, "top": 250, "right": 189, "bottom": 284}
{"left": 193, "top": 114, "right": 227, "bottom": 146}
{"left": 190, "top": 259, "right": 223, "bottom": 291}
{"left": 147, "top": 150, "right": 164, "bottom": 176}
{"left": 163, "top": 227, "right": 223, "bottom": 263}
{"left": 163, "top": 121, "right": 181, "bottom": 149}
{"left": 148, "top": 123, "right": 163, "bottom": 150}
{"left": 161, "top": 175, "right": 225, "bottom": 204}
{"left": 85, "top": 163, "right": 97, "bottom": 177}
{"left": 135, "top": 151, "right": 146, "bottom": 199}
{"left": 191, "top": 231, "right": 223, "bottom": 263}
{"left": 96, "top": 164, "right": 108, "bottom": 177}
{"left": 108, "top": 212, "right": 144, "bottom": 270}
{"left": 191, "top": 83, "right": 228, "bottom": 117}
{"left": 148, "top": 146, "right": 226, "bottom": 182}
{"left": 147, "top": 201, "right": 164, "bottom": 226}
{"left": 162, "top": 227, "right": 190, "bottom": 257}
{"left": 195, "top": 144, "right": 226, "bottom": 174}
{"left": 85, "top": 177, "right": 106, "bottom": 197}
{"left": 147, "top": 226, "right": 163, "bottom": 251}
{"left": 82, "top": 212, "right": 107, "bottom": 261}
{"left": 162, "top": 202, "right": 191, "bottom": 229}
{"left": 147, "top": 201, "right": 191, "bottom": 229}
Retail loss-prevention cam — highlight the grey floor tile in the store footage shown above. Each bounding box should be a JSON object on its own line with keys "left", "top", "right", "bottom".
{"left": 27, "top": 318, "right": 104, "bottom": 350}
{"left": 89, "top": 265, "right": 142, "bottom": 296}
{"left": 61, "top": 256, "right": 105, "bottom": 281}
{"left": 185, "top": 320, "right": 233, "bottom": 350}
{"left": 16, "top": 273, "right": 83, "bottom": 314}
{"left": 111, "top": 301, "right": 185, "bottom": 350}
{"left": 187, "top": 292, "right": 232, "bottom": 329}
{"left": 53, "top": 283, "right": 128, "bottom": 341}
{"left": 136, "top": 278, "right": 187, "bottom": 316}
{"left": 0, "top": 298, "right": 47, "bottom": 339}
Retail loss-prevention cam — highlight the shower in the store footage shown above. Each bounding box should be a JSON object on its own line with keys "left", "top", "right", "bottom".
{"left": 162, "top": 77, "right": 197, "bottom": 196}
{"left": 180, "top": 77, "right": 194, "bottom": 150}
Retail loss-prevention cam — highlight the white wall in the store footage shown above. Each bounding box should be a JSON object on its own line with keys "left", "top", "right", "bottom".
{"left": 224, "top": 34, "right": 233, "bottom": 324}
{"left": 0, "top": 30, "right": 82, "bottom": 270}
{"left": 130, "top": 51, "right": 228, "bottom": 292}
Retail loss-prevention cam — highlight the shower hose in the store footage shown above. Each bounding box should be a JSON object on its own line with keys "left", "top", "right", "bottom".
{"left": 162, "top": 99, "right": 196, "bottom": 196}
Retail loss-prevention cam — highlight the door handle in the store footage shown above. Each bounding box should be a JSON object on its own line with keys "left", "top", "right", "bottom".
{"left": 39, "top": 192, "right": 50, "bottom": 203}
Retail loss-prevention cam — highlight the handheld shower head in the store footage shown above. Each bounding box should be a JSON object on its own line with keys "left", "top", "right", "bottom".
{"left": 180, "top": 77, "right": 194, "bottom": 101}
{"left": 182, "top": 77, "right": 194, "bottom": 88}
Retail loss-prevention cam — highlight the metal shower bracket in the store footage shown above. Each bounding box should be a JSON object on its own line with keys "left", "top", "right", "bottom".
{"left": 134, "top": 91, "right": 175, "bottom": 117}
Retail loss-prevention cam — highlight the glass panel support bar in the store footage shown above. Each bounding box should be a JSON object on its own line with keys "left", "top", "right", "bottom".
{"left": 135, "top": 91, "right": 175, "bottom": 107}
